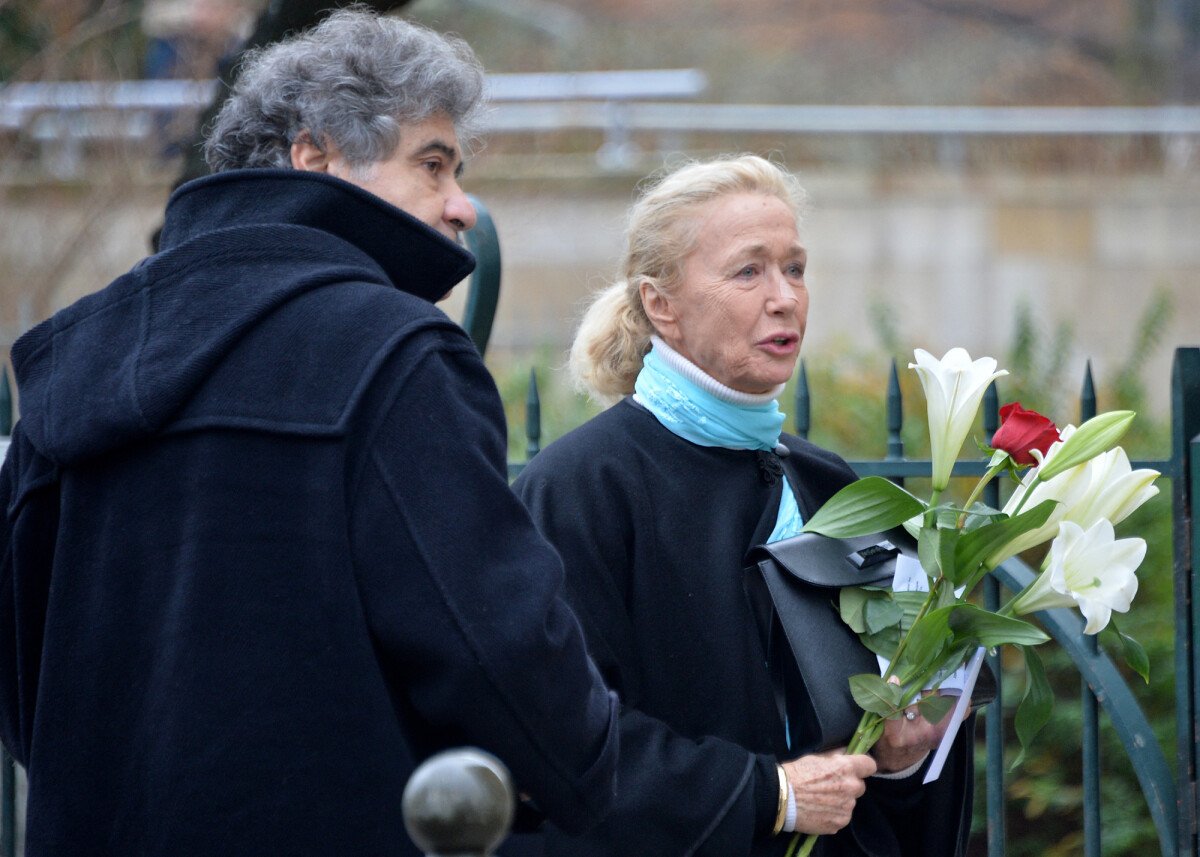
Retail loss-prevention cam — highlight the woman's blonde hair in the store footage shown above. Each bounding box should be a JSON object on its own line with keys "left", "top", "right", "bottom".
{"left": 569, "top": 155, "right": 808, "bottom": 404}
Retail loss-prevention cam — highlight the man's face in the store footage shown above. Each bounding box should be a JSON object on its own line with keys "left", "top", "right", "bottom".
{"left": 292, "top": 113, "right": 477, "bottom": 241}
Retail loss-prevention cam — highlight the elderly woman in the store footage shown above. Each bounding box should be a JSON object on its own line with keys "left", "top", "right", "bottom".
{"left": 513, "top": 156, "right": 973, "bottom": 856}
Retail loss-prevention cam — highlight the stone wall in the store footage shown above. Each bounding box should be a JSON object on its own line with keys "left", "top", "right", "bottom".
{"left": 3, "top": 167, "right": 1196, "bottom": 414}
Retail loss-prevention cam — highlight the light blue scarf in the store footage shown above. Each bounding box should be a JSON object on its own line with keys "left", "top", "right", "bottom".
{"left": 633, "top": 337, "right": 804, "bottom": 542}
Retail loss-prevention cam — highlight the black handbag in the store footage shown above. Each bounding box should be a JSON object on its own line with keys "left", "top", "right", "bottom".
{"left": 744, "top": 528, "right": 996, "bottom": 754}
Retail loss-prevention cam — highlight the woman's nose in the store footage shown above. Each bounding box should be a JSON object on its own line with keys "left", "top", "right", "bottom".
{"left": 444, "top": 183, "right": 477, "bottom": 232}
{"left": 766, "top": 268, "right": 798, "bottom": 307}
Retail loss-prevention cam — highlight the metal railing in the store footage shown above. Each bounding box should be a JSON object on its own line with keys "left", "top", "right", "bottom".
{"left": 5, "top": 75, "right": 1200, "bottom": 177}
{"left": 0, "top": 70, "right": 709, "bottom": 177}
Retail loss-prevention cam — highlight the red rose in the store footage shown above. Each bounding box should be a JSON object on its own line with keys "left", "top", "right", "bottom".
{"left": 993, "top": 402, "right": 1060, "bottom": 466}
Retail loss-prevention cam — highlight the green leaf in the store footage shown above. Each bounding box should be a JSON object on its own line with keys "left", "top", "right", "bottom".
{"left": 918, "top": 525, "right": 941, "bottom": 579}
{"left": 839, "top": 588, "right": 871, "bottom": 634}
{"left": 1118, "top": 633, "right": 1150, "bottom": 684}
{"left": 1011, "top": 645, "right": 1053, "bottom": 770}
{"left": 925, "top": 643, "right": 974, "bottom": 689}
{"left": 917, "top": 693, "right": 956, "bottom": 725}
{"left": 954, "top": 499, "right": 1058, "bottom": 588}
{"left": 893, "top": 590, "right": 927, "bottom": 632}
{"left": 935, "top": 506, "right": 959, "bottom": 529}
{"left": 936, "top": 527, "right": 963, "bottom": 585}
{"left": 946, "top": 604, "right": 1050, "bottom": 648}
{"left": 859, "top": 625, "right": 902, "bottom": 661}
{"left": 1035, "top": 410, "right": 1135, "bottom": 480}
{"left": 864, "top": 596, "right": 904, "bottom": 634}
{"left": 849, "top": 673, "right": 905, "bottom": 716}
{"left": 960, "top": 501, "right": 1005, "bottom": 533}
{"left": 802, "top": 477, "right": 926, "bottom": 538}
{"left": 1104, "top": 617, "right": 1150, "bottom": 683}
{"left": 936, "top": 580, "right": 959, "bottom": 609}
{"left": 899, "top": 609, "right": 951, "bottom": 674}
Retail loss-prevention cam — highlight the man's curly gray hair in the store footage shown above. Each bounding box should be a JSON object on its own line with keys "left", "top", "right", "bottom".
{"left": 203, "top": 7, "right": 486, "bottom": 173}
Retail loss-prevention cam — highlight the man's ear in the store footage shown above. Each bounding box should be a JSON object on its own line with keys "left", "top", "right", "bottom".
{"left": 290, "top": 133, "right": 331, "bottom": 172}
{"left": 639, "top": 279, "right": 678, "bottom": 341}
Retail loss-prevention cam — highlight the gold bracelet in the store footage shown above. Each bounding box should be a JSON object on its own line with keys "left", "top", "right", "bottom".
{"left": 772, "top": 763, "right": 788, "bottom": 836}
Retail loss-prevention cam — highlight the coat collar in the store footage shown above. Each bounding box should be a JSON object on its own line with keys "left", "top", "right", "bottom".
{"left": 158, "top": 168, "right": 476, "bottom": 304}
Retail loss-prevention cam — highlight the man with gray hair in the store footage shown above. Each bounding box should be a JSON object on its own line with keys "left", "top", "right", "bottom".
{"left": 0, "top": 9, "right": 617, "bottom": 855}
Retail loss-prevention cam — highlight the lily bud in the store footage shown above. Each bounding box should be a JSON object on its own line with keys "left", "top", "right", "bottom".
{"left": 909, "top": 348, "right": 1008, "bottom": 491}
{"left": 1034, "top": 410, "right": 1134, "bottom": 481}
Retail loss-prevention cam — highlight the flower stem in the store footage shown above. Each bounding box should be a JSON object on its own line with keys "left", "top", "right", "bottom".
{"left": 784, "top": 709, "right": 887, "bottom": 857}
{"left": 883, "top": 578, "right": 943, "bottom": 679}
{"left": 957, "top": 460, "right": 1007, "bottom": 528}
{"left": 1008, "top": 472, "right": 1042, "bottom": 518}
{"left": 924, "top": 489, "right": 943, "bottom": 530}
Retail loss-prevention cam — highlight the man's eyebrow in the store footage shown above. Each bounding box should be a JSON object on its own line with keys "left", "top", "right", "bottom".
{"left": 413, "top": 140, "right": 466, "bottom": 178}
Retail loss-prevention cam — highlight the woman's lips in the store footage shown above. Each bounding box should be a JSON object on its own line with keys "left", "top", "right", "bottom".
{"left": 757, "top": 333, "right": 799, "bottom": 356}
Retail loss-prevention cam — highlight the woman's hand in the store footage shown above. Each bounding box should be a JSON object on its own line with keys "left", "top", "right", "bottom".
{"left": 781, "top": 748, "right": 877, "bottom": 835}
{"left": 872, "top": 693, "right": 967, "bottom": 774}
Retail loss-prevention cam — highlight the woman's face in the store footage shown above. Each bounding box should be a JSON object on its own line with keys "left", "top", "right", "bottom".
{"left": 643, "top": 192, "right": 809, "bottom": 394}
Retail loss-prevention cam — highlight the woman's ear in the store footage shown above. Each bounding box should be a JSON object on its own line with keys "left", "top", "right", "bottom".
{"left": 639, "top": 280, "right": 679, "bottom": 341}
{"left": 290, "top": 133, "right": 332, "bottom": 172}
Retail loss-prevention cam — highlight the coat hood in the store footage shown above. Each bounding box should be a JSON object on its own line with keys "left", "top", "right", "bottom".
{"left": 10, "top": 169, "right": 476, "bottom": 466}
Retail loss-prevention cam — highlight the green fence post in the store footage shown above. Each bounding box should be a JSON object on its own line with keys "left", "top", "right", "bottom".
{"left": 0, "top": 368, "right": 12, "bottom": 436}
{"left": 462, "top": 196, "right": 501, "bottom": 357}
{"left": 1079, "top": 362, "right": 1101, "bottom": 857}
{"left": 1173, "top": 347, "right": 1200, "bottom": 857}
{"left": 525, "top": 369, "right": 541, "bottom": 461}
{"left": 885, "top": 359, "right": 903, "bottom": 463}
{"left": 1190, "top": 431, "right": 1200, "bottom": 857}
{"left": 982, "top": 380, "right": 1005, "bottom": 857}
{"left": 0, "top": 364, "right": 11, "bottom": 857}
{"left": 793, "top": 360, "right": 809, "bottom": 441}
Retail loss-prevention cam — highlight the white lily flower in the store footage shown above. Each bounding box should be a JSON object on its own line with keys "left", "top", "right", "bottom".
{"left": 909, "top": 348, "right": 1008, "bottom": 491}
{"left": 1010, "top": 519, "right": 1145, "bottom": 634}
{"left": 989, "top": 427, "right": 1160, "bottom": 565}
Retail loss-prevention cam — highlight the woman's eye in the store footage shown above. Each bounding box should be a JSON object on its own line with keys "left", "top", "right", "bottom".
{"left": 786, "top": 263, "right": 806, "bottom": 278}
{"left": 423, "top": 160, "right": 441, "bottom": 173}
{"left": 736, "top": 265, "right": 757, "bottom": 279}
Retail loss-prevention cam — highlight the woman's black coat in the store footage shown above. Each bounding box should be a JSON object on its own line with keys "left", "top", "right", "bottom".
{"left": 513, "top": 398, "right": 973, "bottom": 857}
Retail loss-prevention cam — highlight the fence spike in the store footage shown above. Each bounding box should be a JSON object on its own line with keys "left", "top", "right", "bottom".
{"left": 0, "top": 368, "right": 11, "bottom": 437}
{"left": 794, "top": 360, "right": 810, "bottom": 440}
{"left": 525, "top": 369, "right": 541, "bottom": 460}
{"left": 886, "top": 359, "right": 903, "bottom": 459}
{"left": 1080, "top": 361, "right": 1097, "bottom": 423}
{"left": 983, "top": 380, "right": 999, "bottom": 444}
{"left": 1077, "top": 358, "right": 1103, "bottom": 857}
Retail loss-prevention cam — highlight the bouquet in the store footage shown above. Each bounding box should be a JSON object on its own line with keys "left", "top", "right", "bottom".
{"left": 785, "top": 348, "right": 1159, "bottom": 857}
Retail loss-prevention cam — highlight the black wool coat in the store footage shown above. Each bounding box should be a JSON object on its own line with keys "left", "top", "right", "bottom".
{"left": 512, "top": 398, "right": 973, "bottom": 857}
{"left": 0, "top": 169, "right": 618, "bottom": 857}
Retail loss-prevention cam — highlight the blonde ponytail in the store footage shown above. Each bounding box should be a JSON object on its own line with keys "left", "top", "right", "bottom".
{"left": 569, "top": 280, "right": 653, "bottom": 405}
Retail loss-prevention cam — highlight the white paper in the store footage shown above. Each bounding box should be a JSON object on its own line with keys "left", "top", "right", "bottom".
{"left": 873, "top": 554, "right": 983, "bottom": 784}
{"left": 923, "top": 647, "right": 984, "bottom": 783}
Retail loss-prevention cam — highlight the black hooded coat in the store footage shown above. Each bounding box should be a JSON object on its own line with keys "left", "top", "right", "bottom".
{"left": 0, "top": 169, "right": 618, "bottom": 856}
